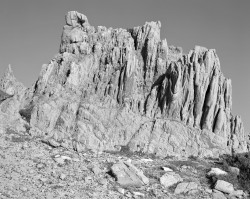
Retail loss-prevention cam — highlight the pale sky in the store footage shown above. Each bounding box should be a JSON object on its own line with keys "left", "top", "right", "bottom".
{"left": 0, "top": 0, "right": 249, "bottom": 132}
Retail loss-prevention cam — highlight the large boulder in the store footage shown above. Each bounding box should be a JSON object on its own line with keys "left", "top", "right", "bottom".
{"left": 110, "top": 161, "right": 149, "bottom": 187}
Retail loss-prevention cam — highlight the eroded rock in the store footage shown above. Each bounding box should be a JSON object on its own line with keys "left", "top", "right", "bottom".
{"left": 207, "top": 168, "right": 228, "bottom": 177}
{"left": 160, "top": 172, "right": 183, "bottom": 188}
{"left": 174, "top": 182, "right": 199, "bottom": 194}
{"left": 1, "top": 11, "right": 248, "bottom": 158}
{"left": 214, "top": 180, "right": 234, "bottom": 194}
{"left": 110, "top": 161, "right": 149, "bottom": 187}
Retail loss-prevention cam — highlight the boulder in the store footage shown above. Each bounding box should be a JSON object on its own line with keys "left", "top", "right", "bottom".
{"left": 207, "top": 168, "right": 228, "bottom": 177}
{"left": 174, "top": 182, "right": 199, "bottom": 194}
{"left": 228, "top": 166, "right": 240, "bottom": 176}
{"left": 214, "top": 180, "right": 234, "bottom": 194}
{"left": 110, "top": 161, "right": 149, "bottom": 187}
{"left": 229, "top": 190, "right": 244, "bottom": 198}
{"left": 160, "top": 172, "right": 183, "bottom": 188}
{"left": 212, "top": 190, "right": 227, "bottom": 199}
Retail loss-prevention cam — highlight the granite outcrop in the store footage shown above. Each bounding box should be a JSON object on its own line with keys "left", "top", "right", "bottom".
{"left": 0, "top": 11, "right": 248, "bottom": 157}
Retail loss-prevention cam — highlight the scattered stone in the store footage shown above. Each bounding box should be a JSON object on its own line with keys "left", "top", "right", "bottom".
{"left": 162, "top": 167, "right": 173, "bottom": 172}
{"left": 60, "top": 173, "right": 67, "bottom": 180}
{"left": 228, "top": 166, "right": 240, "bottom": 176}
{"left": 205, "top": 188, "right": 213, "bottom": 194}
{"left": 229, "top": 190, "right": 244, "bottom": 197}
{"left": 207, "top": 168, "right": 227, "bottom": 177}
{"left": 133, "top": 191, "right": 145, "bottom": 197}
{"left": 141, "top": 158, "right": 153, "bottom": 162}
{"left": 91, "top": 165, "right": 102, "bottom": 175}
{"left": 174, "top": 182, "right": 198, "bottom": 194}
{"left": 180, "top": 165, "right": 198, "bottom": 174}
{"left": 125, "top": 192, "right": 133, "bottom": 198}
{"left": 212, "top": 190, "right": 227, "bottom": 199}
{"left": 111, "top": 161, "right": 149, "bottom": 187}
{"left": 46, "top": 139, "right": 61, "bottom": 147}
{"left": 214, "top": 180, "right": 234, "bottom": 194}
{"left": 39, "top": 177, "right": 48, "bottom": 183}
{"left": 60, "top": 155, "right": 71, "bottom": 161}
{"left": 19, "top": 186, "right": 28, "bottom": 192}
{"left": 22, "top": 142, "right": 28, "bottom": 148}
{"left": 84, "top": 176, "right": 92, "bottom": 183}
{"left": 36, "top": 163, "right": 45, "bottom": 169}
{"left": 117, "top": 187, "right": 125, "bottom": 194}
{"left": 72, "top": 158, "right": 80, "bottom": 162}
{"left": 54, "top": 155, "right": 71, "bottom": 165}
{"left": 98, "top": 178, "right": 108, "bottom": 186}
{"left": 160, "top": 172, "right": 183, "bottom": 188}
{"left": 80, "top": 166, "right": 88, "bottom": 171}
{"left": 54, "top": 157, "right": 65, "bottom": 164}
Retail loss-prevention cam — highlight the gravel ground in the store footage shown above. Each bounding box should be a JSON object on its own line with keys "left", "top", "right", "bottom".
{"left": 0, "top": 127, "right": 247, "bottom": 199}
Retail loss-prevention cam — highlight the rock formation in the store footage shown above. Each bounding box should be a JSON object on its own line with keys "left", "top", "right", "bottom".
{"left": 0, "top": 65, "right": 26, "bottom": 96}
{"left": 1, "top": 11, "right": 248, "bottom": 158}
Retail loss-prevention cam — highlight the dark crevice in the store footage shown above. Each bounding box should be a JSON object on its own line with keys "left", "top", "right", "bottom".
{"left": 212, "top": 110, "right": 220, "bottom": 132}
{"left": 66, "top": 69, "right": 71, "bottom": 77}
{"left": 116, "top": 68, "right": 124, "bottom": 104}
{"left": 141, "top": 39, "right": 148, "bottom": 81}
{"left": 19, "top": 104, "right": 34, "bottom": 123}
{"left": 200, "top": 83, "right": 212, "bottom": 129}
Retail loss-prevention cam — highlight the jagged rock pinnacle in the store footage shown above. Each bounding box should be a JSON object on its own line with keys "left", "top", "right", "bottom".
{"left": 0, "top": 65, "right": 26, "bottom": 95}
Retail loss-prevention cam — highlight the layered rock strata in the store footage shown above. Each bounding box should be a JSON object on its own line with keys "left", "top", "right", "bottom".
{"left": 2, "top": 11, "right": 248, "bottom": 157}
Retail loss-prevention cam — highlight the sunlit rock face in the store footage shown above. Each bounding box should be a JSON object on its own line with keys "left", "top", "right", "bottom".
{"left": 5, "top": 11, "right": 248, "bottom": 157}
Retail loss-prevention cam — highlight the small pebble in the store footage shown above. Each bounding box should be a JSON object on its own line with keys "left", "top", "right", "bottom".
{"left": 141, "top": 158, "right": 153, "bottom": 162}
{"left": 98, "top": 178, "right": 108, "bottom": 186}
{"left": 162, "top": 167, "right": 173, "bottom": 172}
{"left": 40, "top": 177, "right": 48, "bottom": 182}
{"left": 91, "top": 165, "right": 102, "bottom": 175}
{"left": 36, "top": 163, "right": 45, "bottom": 169}
{"left": 125, "top": 192, "right": 132, "bottom": 198}
{"left": 117, "top": 187, "right": 125, "bottom": 195}
{"left": 60, "top": 173, "right": 67, "bottom": 180}
{"left": 54, "top": 157, "right": 65, "bottom": 164}
{"left": 133, "top": 191, "right": 144, "bottom": 196}
{"left": 84, "top": 176, "right": 92, "bottom": 182}
{"left": 20, "top": 186, "right": 28, "bottom": 192}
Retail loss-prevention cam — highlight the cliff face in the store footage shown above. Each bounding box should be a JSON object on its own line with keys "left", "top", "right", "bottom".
{"left": 5, "top": 11, "right": 248, "bottom": 157}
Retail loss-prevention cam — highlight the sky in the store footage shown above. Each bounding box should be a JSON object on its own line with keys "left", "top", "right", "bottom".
{"left": 0, "top": 0, "right": 249, "bottom": 132}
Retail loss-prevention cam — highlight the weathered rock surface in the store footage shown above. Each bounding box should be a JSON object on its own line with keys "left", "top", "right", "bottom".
{"left": 1, "top": 11, "right": 249, "bottom": 158}
{"left": 174, "top": 181, "right": 199, "bottom": 194}
{"left": 212, "top": 190, "right": 227, "bottom": 199}
{"left": 160, "top": 172, "right": 183, "bottom": 188}
{"left": 207, "top": 168, "right": 228, "bottom": 177}
{"left": 110, "top": 161, "right": 149, "bottom": 187}
{"left": 215, "top": 180, "right": 234, "bottom": 194}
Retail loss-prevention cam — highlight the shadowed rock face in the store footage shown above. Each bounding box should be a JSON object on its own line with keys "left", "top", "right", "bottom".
{"left": 4, "top": 11, "right": 248, "bottom": 157}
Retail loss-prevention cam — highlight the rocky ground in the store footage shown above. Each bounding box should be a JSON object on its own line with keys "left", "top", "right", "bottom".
{"left": 0, "top": 127, "right": 248, "bottom": 199}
